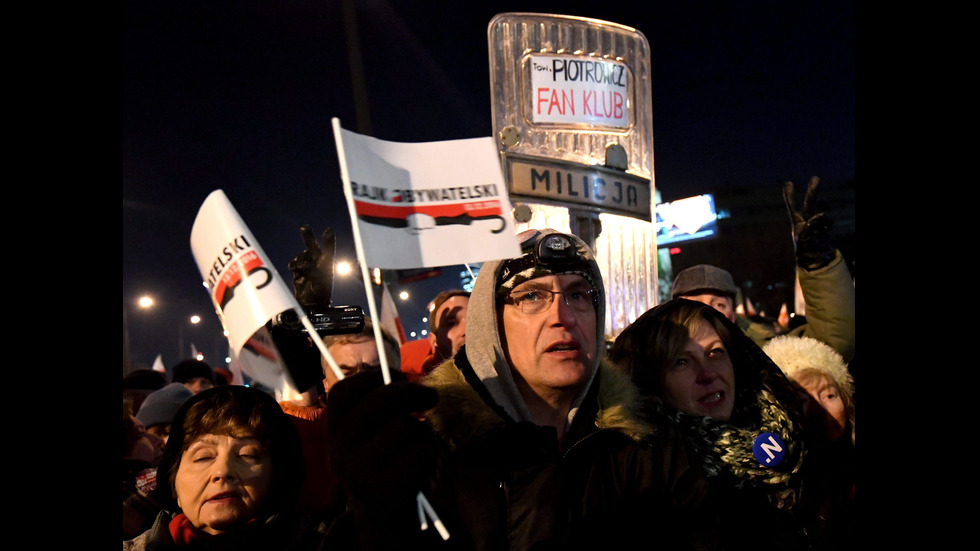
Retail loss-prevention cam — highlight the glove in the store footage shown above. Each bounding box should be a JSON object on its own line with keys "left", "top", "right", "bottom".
{"left": 783, "top": 177, "right": 836, "bottom": 270}
{"left": 288, "top": 225, "right": 336, "bottom": 310}
{"left": 327, "top": 369, "right": 440, "bottom": 508}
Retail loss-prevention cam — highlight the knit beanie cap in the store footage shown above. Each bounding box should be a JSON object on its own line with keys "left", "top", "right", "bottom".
{"left": 172, "top": 359, "right": 215, "bottom": 385}
{"left": 122, "top": 368, "right": 168, "bottom": 391}
{"left": 496, "top": 230, "right": 598, "bottom": 297}
{"left": 763, "top": 336, "right": 853, "bottom": 399}
{"left": 136, "top": 383, "right": 194, "bottom": 428}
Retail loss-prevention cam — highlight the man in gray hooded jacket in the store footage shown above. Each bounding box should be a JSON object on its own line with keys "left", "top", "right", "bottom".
{"left": 327, "top": 229, "right": 706, "bottom": 549}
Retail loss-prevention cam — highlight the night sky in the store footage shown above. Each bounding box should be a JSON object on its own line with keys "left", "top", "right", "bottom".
{"left": 123, "top": 0, "right": 855, "bottom": 372}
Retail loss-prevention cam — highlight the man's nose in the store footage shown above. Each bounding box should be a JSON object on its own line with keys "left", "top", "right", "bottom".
{"left": 546, "top": 292, "right": 579, "bottom": 325}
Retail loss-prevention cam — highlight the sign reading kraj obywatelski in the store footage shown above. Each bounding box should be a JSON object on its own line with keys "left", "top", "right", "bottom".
{"left": 333, "top": 120, "right": 522, "bottom": 270}
{"left": 528, "top": 54, "right": 630, "bottom": 129}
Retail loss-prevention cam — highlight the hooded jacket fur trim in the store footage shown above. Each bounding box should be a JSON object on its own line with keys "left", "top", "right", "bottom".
{"left": 422, "top": 356, "right": 655, "bottom": 451}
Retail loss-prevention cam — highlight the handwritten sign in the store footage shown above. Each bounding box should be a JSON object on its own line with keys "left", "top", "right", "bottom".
{"left": 528, "top": 54, "right": 630, "bottom": 128}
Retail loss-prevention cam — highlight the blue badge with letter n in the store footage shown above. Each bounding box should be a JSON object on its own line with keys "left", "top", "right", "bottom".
{"left": 752, "top": 431, "right": 786, "bottom": 467}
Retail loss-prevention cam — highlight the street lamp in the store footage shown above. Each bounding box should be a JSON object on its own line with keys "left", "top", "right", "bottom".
{"left": 123, "top": 294, "right": 155, "bottom": 377}
{"left": 178, "top": 314, "right": 203, "bottom": 362}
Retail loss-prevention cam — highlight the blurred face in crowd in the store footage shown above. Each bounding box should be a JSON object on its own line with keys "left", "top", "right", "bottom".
{"left": 793, "top": 370, "right": 846, "bottom": 443}
{"left": 127, "top": 415, "right": 166, "bottom": 464}
{"left": 679, "top": 292, "right": 737, "bottom": 323}
{"left": 183, "top": 377, "right": 215, "bottom": 395}
{"left": 146, "top": 424, "right": 172, "bottom": 446}
{"left": 661, "top": 321, "right": 736, "bottom": 421}
{"left": 430, "top": 295, "right": 468, "bottom": 360}
{"left": 175, "top": 433, "right": 273, "bottom": 535}
{"left": 321, "top": 335, "right": 381, "bottom": 393}
{"left": 501, "top": 274, "right": 597, "bottom": 404}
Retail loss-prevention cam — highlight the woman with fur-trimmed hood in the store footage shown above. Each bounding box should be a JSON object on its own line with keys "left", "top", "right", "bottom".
{"left": 609, "top": 298, "right": 814, "bottom": 550}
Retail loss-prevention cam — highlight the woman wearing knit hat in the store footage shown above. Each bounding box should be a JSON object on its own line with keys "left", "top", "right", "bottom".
{"left": 764, "top": 335, "right": 856, "bottom": 549}
{"left": 610, "top": 298, "right": 814, "bottom": 549}
{"left": 125, "top": 383, "right": 195, "bottom": 540}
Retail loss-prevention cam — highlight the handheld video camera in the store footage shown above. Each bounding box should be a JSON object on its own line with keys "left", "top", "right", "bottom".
{"left": 272, "top": 305, "right": 365, "bottom": 336}
{"left": 269, "top": 305, "right": 366, "bottom": 392}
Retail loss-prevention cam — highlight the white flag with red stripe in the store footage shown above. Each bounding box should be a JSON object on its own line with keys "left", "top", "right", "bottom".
{"left": 333, "top": 119, "right": 521, "bottom": 269}
{"left": 190, "top": 189, "right": 302, "bottom": 394}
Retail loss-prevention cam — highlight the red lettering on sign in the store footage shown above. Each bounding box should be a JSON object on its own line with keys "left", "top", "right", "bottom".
{"left": 582, "top": 90, "right": 625, "bottom": 120}
{"left": 537, "top": 88, "right": 575, "bottom": 115}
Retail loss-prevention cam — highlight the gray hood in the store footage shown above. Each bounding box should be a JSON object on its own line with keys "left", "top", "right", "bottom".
{"left": 464, "top": 228, "right": 606, "bottom": 426}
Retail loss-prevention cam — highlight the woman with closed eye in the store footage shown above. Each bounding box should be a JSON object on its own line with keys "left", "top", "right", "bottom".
{"left": 123, "top": 385, "right": 324, "bottom": 550}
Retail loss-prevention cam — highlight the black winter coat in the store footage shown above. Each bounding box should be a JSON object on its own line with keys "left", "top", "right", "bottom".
{"left": 420, "top": 353, "right": 709, "bottom": 550}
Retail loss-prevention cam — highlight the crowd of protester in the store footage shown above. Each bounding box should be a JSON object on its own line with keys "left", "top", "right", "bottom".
{"left": 123, "top": 179, "right": 854, "bottom": 549}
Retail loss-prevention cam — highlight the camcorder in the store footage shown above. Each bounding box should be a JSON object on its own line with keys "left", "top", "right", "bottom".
{"left": 269, "top": 305, "right": 366, "bottom": 392}
{"left": 272, "top": 305, "right": 365, "bottom": 336}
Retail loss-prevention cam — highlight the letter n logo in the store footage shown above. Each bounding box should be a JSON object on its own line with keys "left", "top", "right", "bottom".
{"left": 752, "top": 431, "right": 787, "bottom": 467}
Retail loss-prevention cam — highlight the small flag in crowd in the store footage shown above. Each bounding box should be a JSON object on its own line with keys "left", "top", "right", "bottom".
{"left": 333, "top": 119, "right": 522, "bottom": 270}
{"left": 151, "top": 354, "right": 166, "bottom": 374}
{"left": 380, "top": 281, "right": 408, "bottom": 345}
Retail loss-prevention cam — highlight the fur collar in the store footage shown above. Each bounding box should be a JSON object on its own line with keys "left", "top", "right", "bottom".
{"left": 422, "top": 357, "right": 655, "bottom": 451}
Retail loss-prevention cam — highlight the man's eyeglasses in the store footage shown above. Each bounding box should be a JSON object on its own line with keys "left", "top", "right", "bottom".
{"left": 503, "top": 287, "right": 598, "bottom": 315}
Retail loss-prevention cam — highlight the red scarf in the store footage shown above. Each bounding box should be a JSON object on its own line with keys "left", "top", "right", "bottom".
{"left": 167, "top": 513, "right": 263, "bottom": 547}
{"left": 168, "top": 514, "right": 208, "bottom": 546}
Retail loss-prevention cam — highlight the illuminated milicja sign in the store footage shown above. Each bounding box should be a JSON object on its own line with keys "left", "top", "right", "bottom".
{"left": 506, "top": 153, "right": 651, "bottom": 220}
{"left": 488, "top": 14, "right": 653, "bottom": 222}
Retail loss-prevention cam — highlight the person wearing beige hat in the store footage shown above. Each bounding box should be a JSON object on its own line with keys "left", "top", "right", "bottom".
{"left": 763, "top": 335, "right": 855, "bottom": 549}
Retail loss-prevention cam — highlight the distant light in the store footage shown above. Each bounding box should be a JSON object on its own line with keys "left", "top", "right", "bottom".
{"left": 336, "top": 261, "right": 352, "bottom": 276}
{"left": 420, "top": 330, "right": 428, "bottom": 336}
{"left": 669, "top": 247, "right": 681, "bottom": 255}
{"left": 422, "top": 316, "right": 428, "bottom": 324}
{"left": 194, "top": 352, "right": 204, "bottom": 361}
{"left": 224, "top": 356, "right": 231, "bottom": 364}
{"left": 399, "top": 291, "right": 409, "bottom": 300}
{"left": 190, "top": 315, "right": 201, "bottom": 324}
{"left": 410, "top": 331, "right": 417, "bottom": 338}
{"left": 138, "top": 296, "right": 154, "bottom": 308}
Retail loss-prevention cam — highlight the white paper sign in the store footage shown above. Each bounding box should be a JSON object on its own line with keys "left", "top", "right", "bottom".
{"left": 528, "top": 54, "right": 630, "bottom": 128}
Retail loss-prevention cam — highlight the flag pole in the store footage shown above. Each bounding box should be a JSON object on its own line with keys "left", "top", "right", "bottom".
{"left": 331, "top": 118, "right": 449, "bottom": 541}
{"left": 333, "top": 117, "right": 391, "bottom": 386}
{"left": 298, "top": 311, "right": 345, "bottom": 381}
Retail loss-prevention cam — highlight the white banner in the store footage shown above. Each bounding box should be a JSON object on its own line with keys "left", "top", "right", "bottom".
{"left": 189, "top": 189, "right": 302, "bottom": 391}
{"left": 333, "top": 120, "right": 522, "bottom": 269}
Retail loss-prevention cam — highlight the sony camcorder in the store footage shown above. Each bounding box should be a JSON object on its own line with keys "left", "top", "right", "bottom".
{"left": 272, "top": 305, "right": 365, "bottom": 336}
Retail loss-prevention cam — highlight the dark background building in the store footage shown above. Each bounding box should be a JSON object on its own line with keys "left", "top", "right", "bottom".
{"left": 659, "top": 178, "right": 855, "bottom": 319}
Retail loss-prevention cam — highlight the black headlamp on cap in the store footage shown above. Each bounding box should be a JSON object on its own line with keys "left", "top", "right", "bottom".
{"left": 500, "top": 233, "right": 579, "bottom": 282}
{"left": 497, "top": 232, "right": 598, "bottom": 300}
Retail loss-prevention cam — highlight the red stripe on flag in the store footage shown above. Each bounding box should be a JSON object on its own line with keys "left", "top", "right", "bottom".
{"left": 353, "top": 200, "right": 503, "bottom": 219}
